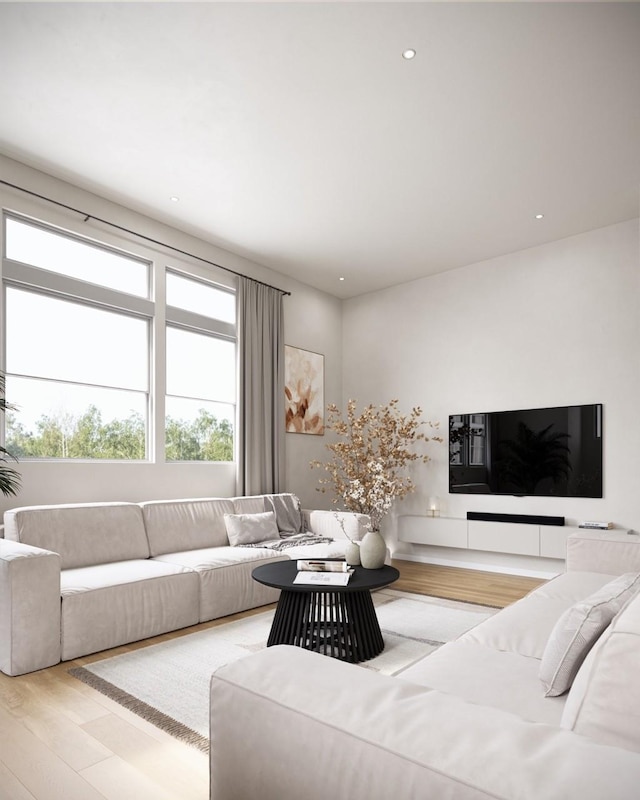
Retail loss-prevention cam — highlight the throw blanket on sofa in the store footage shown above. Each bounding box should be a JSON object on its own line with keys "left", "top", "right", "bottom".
{"left": 239, "top": 533, "right": 333, "bottom": 551}
{"left": 263, "top": 494, "right": 308, "bottom": 536}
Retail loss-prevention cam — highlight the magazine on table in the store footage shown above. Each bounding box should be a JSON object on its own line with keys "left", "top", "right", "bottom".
{"left": 296, "top": 559, "right": 350, "bottom": 573}
{"left": 293, "top": 570, "right": 352, "bottom": 586}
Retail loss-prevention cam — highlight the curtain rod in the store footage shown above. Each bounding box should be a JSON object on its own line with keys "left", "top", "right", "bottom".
{"left": 0, "top": 179, "right": 291, "bottom": 297}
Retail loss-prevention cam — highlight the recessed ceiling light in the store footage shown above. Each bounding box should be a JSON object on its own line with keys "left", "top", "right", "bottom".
{"left": 535, "top": 213, "right": 544, "bottom": 219}
{"left": 339, "top": 277, "right": 345, "bottom": 282}
{"left": 402, "top": 49, "right": 416, "bottom": 60}
{"left": 170, "top": 196, "right": 180, "bottom": 203}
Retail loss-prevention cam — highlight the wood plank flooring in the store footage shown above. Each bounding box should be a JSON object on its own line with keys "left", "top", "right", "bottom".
{"left": 0, "top": 561, "right": 545, "bottom": 799}
{"left": 391, "top": 560, "right": 545, "bottom": 607}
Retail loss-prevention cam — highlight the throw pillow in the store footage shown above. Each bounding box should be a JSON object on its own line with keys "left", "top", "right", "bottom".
{"left": 224, "top": 511, "right": 279, "bottom": 546}
{"left": 539, "top": 572, "right": 640, "bottom": 697}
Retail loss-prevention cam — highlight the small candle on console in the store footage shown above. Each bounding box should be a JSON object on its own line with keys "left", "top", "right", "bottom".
{"left": 428, "top": 496, "right": 440, "bottom": 517}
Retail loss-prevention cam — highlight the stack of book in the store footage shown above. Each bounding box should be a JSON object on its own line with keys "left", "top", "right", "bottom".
{"left": 293, "top": 559, "right": 353, "bottom": 586}
{"left": 578, "top": 521, "right": 613, "bottom": 530}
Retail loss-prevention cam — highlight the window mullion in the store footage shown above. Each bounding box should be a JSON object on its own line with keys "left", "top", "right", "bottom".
{"left": 4, "top": 261, "right": 154, "bottom": 317}
{"left": 152, "top": 261, "right": 166, "bottom": 463}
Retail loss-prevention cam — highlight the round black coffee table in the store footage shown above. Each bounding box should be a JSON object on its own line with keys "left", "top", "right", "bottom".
{"left": 252, "top": 560, "right": 399, "bottom": 663}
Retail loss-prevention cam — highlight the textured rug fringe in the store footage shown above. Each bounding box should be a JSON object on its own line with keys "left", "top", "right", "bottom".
{"left": 68, "top": 666, "right": 210, "bottom": 754}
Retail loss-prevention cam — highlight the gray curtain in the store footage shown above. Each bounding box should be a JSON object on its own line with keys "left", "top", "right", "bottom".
{"left": 236, "top": 276, "right": 285, "bottom": 495}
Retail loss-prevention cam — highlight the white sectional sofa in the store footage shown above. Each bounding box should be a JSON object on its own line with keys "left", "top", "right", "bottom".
{"left": 209, "top": 530, "right": 640, "bottom": 800}
{"left": 0, "top": 494, "right": 366, "bottom": 676}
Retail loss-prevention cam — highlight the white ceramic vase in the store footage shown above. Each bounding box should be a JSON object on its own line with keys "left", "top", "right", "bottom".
{"left": 345, "top": 540, "right": 361, "bottom": 566}
{"left": 359, "top": 530, "right": 386, "bottom": 569}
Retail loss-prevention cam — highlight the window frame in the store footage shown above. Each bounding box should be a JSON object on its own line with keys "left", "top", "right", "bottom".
{"left": 2, "top": 215, "right": 154, "bottom": 462}
{"left": 0, "top": 207, "right": 238, "bottom": 465}
{"left": 165, "top": 268, "right": 237, "bottom": 463}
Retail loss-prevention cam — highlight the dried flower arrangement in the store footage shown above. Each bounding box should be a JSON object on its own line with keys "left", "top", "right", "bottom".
{"left": 311, "top": 399, "right": 442, "bottom": 531}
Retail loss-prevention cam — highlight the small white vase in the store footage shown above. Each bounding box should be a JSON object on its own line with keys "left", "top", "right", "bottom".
{"left": 359, "top": 530, "right": 386, "bottom": 569}
{"left": 345, "top": 540, "right": 361, "bottom": 566}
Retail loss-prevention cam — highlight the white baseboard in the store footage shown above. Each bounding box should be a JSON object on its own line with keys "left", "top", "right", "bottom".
{"left": 392, "top": 551, "right": 562, "bottom": 580}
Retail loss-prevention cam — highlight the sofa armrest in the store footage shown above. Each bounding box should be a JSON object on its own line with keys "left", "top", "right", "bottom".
{"left": 566, "top": 530, "right": 640, "bottom": 575}
{"left": 304, "top": 510, "right": 370, "bottom": 541}
{"left": 0, "top": 539, "right": 61, "bottom": 675}
{"left": 210, "top": 646, "right": 640, "bottom": 800}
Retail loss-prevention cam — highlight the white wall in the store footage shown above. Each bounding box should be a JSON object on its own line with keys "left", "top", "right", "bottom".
{"left": 0, "top": 155, "right": 340, "bottom": 516}
{"left": 4, "top": 154, "right": 637, "bottom": 546}
{"left": 342, "top": 219, "right": 640, "bottom": 564}
{"left": 283, "top": 281, "right": 342, "bottom": 510}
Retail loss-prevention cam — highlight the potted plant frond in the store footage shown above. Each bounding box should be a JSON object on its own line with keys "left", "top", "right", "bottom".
{"left": 0, "top": 372, "right": 21, "bottom": 497}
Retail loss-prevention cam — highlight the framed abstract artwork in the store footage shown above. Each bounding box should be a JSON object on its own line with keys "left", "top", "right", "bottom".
{"left": 284, "top": 345, "right": 324, "bottom": 435}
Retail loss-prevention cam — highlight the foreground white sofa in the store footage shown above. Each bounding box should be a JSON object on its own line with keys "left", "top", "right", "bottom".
{"left": 210, "top": 530, "right": 640, "bottom": 799}
{"left": 0, "top": 494, "right": 366, "bottom": 676}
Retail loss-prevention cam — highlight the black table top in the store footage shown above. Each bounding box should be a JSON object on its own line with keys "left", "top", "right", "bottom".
{"left": 252, "top": 560, "right": 400, "bottom": 593}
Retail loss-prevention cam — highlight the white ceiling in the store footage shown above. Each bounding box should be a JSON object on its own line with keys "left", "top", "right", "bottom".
{"left": 1, "top": 2, "right": 639, "bottom": 299}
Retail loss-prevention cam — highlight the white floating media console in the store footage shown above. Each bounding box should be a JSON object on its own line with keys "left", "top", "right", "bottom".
{"left": 398, "top": 515, "right": 577, "bottom": 560}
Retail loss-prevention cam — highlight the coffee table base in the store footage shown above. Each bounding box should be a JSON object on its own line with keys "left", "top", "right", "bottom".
{"left": 267, "top": 588, "right": 384, "bottom": 663}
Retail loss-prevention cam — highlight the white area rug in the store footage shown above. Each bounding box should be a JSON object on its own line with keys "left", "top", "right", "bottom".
{"left": 69, "top": 589, "right": 495, "bottom": 752}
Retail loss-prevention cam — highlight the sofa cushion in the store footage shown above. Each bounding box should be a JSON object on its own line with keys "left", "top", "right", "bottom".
{"left": 140, "top": 497, "right": 235, "bottom": 556}
{"left": 530, "top": 570, "right": 619, "bottom": 602}
{"left": 153, "top": 545, "right": 284, "bottom": 571}
{"left": 3, "top": 503, "right": 149, "bottom": 569}
{"left": 460, "top": 596, "right": 581, "bottom": 659}
{"left": 154, "top": 547, "right": 287, "bottom": 622}
{"left": 60, "top": 559, "right": 200, "bottom": 660}
{"left": 230, "top": 495, "right": 266, "bottom": 515}
{"left": 461, "top": 572, "right": 615, "bottom": 659}
{"left": 61, "top": 558, "right": 196, "bottom": 593}
{"left": 561, "top": 590, "right": 640, "bottom": 753}
{"left": 539, "top": 572, "right": 640, "bottom": 697}
{"left": 224, "top": 511, "right": 279, "bottom": 546}
{"left": 398, "top": 639, "right": 565, "bottom": 725}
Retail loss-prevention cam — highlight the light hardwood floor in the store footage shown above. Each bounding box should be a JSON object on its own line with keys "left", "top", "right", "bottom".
{"left": 0, "top": 561, "right": 545, "bottom": 800}
{"left": 391, "top": 560, "right": 545, "bottom": 607}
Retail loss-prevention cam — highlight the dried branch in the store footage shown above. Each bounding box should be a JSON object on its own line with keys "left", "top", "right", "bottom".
{"left": 311, "top": 399, "right": 442, "bottom": 530}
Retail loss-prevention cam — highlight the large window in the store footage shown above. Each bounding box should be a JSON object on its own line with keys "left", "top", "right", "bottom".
{"left": 3, "top": 214, "right": 152, "bottom": 460}
{"left": 165, "top": 270, "right": 236, "bottom": 462}
{"left": 2, "top": 214, "right": 238, "bottom": 463}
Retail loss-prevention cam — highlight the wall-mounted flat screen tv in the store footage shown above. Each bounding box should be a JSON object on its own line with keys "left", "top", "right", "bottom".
{"left": 449, "top": 404, "right": 603, "bottom": 498}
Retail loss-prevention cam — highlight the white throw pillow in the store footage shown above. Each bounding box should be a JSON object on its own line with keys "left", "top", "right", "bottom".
{"left": 224, "top": 511, "right": 279, "bottom": 546}
{"left": 539, "top": 572, "right": 640, "bottom": 697}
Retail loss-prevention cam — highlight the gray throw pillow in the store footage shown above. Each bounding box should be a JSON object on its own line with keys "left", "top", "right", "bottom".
{"left": 224, "top": 511, "right": 279, "bottom": 546}
{"left": 539, "top": 572, "right": 640, "bottom": 697}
